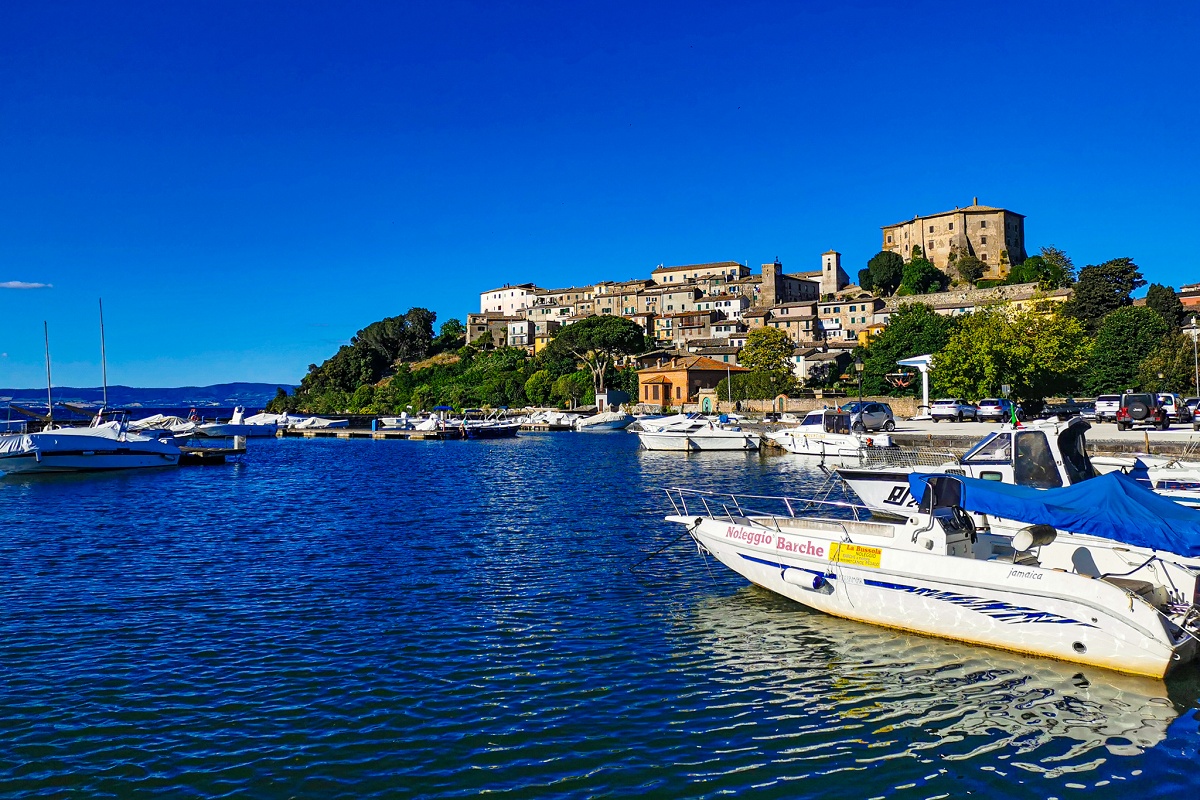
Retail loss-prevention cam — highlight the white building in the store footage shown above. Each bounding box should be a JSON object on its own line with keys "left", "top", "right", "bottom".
{"left": 480, "top": 283, "right": 540, "bottom": 315}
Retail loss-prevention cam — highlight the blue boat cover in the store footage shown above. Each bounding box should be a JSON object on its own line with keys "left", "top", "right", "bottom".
{"left": 908, "top": 471, "right": 1200, "bottom": 556}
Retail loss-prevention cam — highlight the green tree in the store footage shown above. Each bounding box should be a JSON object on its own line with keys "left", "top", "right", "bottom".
{"left": 935, "top": 308, "right": 1090, "bottom": 404}
{"left": 524, "top": 370, "right": 554, "bottom": 406}
{"left": 551, "top": 371, "right": 592, "bottom": 408}
{"left": 1065, "top": 257, "right": 1145, "bottom": 332}
{"left": 953, "top": 254, "right": 985, "bottom": 285}
{"left": 863, "top": 251, "right": 905, "bottom": 296}
{"left": 1137, "top": 333, "right": 1197, "bottom": 395}
{"left": 1084, "top": 306, "right": 1171, "bottom": 393}
{"left": 897, "top": 257, "right": 949, "bottom": 296}
{"left": 739, "top": 327, "right": 794, "bottom": 373}
{"left": 860, "top": 304, "right": 959, "bottom": 395}
{"left": 1009, "top": 251, "right": 1074, "bottom": 290}
{"left": 1039, "top": 246, "right": 1076, "bottom": 286}
{"left": 1145, "top": 283, "right": 1185, "bottom": 328}
{"left": 545, "top": 315, "right": 647, "bottom": 396}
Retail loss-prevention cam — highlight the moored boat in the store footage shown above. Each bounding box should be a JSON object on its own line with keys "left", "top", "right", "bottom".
{"left": 637, "top": 415, "right": 757, "bottom": 451}
{"left": 767, "top": 408, "right": 891, "bottom": 464}
{"left": 664, "top": 471, "right": 1200, "bottom": 678}
{"left": 0, "top": 418, "right": 181, "bottom": 474}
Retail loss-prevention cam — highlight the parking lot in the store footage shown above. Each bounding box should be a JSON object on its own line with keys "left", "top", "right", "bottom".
{"left": 896, "top": 416, "right": 1200, "bottom": 445}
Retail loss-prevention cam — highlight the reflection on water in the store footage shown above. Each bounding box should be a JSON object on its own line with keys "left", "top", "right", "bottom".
{"left": 686, "top": 585, "right": 1200, "bottom": 795}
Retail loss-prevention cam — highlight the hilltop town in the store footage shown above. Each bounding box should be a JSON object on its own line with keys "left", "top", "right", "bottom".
{"left": 468, "top": 199, "right": 1070, "bottom": 386}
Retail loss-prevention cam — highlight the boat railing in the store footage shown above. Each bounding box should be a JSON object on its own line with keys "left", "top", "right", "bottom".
{"left": 664, "top": 487, "right": 872, "bottom": 530}
{"left": 860, "top": 446, "right": 963, "bottom": 469}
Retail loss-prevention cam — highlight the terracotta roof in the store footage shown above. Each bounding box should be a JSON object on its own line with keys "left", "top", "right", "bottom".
{"left": 481, "top": 283, "right": 539, "bottom": 294}
{"left": 696, "top": 346, "right": 740, "bottom": 355}
{"left": 638, "top": 355, "right": 750, "bottom": 374}
{"left": 651, "top": 260, "right": 745, "bottom": 274}
{"left": 883, "top": 202, "right": 1024, "bottom": 228}
{"left": 640, "top": 375, "right": 672, "bottom": 384}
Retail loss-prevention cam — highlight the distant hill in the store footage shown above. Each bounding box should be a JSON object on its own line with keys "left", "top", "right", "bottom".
{"left": 0, "top": 382, "right": 294, "bottom": 408}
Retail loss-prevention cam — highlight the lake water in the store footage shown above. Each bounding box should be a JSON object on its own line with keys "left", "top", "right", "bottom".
{"left": 2, "top": 434, "right": 1199, "bottom": 799}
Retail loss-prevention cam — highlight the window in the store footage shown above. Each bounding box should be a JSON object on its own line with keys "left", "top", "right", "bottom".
{"left": 948, "top": 222, "right": 954, "bottom": 230}
{"left": 981, "top": 235, "right": 987, "bottom": 245}
{"left": 929, "top": 225, "right": 934, "bottom": 233}
{"left": 981, "top": 253, "right": 988, "bottom": 261}
{"left": 850, "top": 305, "right": 856, "bottom": 311}
{"left": 886, "top": 234, "right": 893, "bottom": 244}
{"left": 652, "top": 385, "right": 660, "bottom": 400}
{"left": 980, "top": 220, "right": 988, "bottom": 228}
{"left": 1015, "top": 432, "right": 1063, "bottom": 488}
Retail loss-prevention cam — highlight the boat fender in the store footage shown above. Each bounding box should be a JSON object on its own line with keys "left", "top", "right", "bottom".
{"left": 1012, "top": 524, "right": 1057, "bottom": 551}
{"left": 782, "top": 568, "right": 830, "bottom": 592}
{"left": 865, "top": 437, "right": 874, "bottom": 447}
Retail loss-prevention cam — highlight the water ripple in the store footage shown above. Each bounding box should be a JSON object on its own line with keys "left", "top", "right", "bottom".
{"left": 1, "top": 435, "right": 1198, "bottom": 798}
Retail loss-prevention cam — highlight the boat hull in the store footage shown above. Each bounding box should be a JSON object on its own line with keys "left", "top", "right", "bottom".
{"left": 680, "top": 516, "right": 1194, "bottom": 679}
{"left": 0, "top": 450, "right": 180, "bottom": 474}
{"left": 195, "top": 423, "right": 278, "bottom": 438}
{"left": 638, "top": 431, "right": 758, "bottom": 451}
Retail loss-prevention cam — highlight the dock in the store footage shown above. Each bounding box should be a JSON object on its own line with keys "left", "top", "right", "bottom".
{"left": 179, "top": 445, "right": 246, "bottom": 465}
{"left": 519, "top": 423, "right": 574, "bottom": 432}
{"left": 277, "top": 427, "right": 467, "bottom": 440}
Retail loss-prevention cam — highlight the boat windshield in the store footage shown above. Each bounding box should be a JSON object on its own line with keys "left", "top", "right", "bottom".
{"left": 1014, "top": 431, "right": 1063, "bottom": 489}
{"left": 824, "top": 414, "right": 851, "bottom": 435}
{"left": 800, "top": 413, "right": 823, "bottom": 426}
{"left": 962, "top": 432, "right": 1011, "bottom": 464}
{"left": 1057, "top": 421, "right": 1097, "bottom": 484}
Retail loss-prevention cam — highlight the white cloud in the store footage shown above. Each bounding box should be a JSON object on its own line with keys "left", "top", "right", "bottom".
{"left": 0, "top": 281, "right": 52, "bottom": 289}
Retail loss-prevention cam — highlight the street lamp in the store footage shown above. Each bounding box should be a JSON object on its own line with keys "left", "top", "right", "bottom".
{"left": 854, "top": 356, "right": 865, "bottom": 413}
{"left": 1185, "top": 316, "right": 1200, "bottom": 398}
{"left": 1158, "top": 371, "right": 1165, "bottom": 393}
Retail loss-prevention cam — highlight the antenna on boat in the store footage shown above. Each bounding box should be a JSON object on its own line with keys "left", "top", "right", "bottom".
{"left": 43, "top": 321, "right": 54, "bottom": 429}
{"left": 99, "top": 297, "right": 108, "bottom": 409}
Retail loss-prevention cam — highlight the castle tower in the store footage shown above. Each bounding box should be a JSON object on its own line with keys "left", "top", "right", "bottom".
{"left": 821, "top": 251, "right": 849, "bottom": 295}
{"left": 761, "top": 257, "right": 783, "bottom": 307}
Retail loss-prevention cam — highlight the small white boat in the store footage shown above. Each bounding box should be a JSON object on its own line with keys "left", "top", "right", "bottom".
{"left": 0, "top": 416, "right": 181, "bottom": 474}
{"left": 574, "top": 410, "right": 634, "bottom": 432}
{"left": 637, "top": 415, "right": 758, "bottom": 451}
{"left": 664, "top": 471, "right": 1200, "bottom": 678}
{"left": 767, "top": 409, "right": 891, "bottom": 464}
{"left": 195, "top": 406, "right": 279, "bottom": 438}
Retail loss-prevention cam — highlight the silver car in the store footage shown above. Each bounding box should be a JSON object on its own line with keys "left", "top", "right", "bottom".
{"left": 840, "top": 401, "right": 896, "bottom": 432}
{"left": 931, "top": 398, "right": 978, "bottom": 422}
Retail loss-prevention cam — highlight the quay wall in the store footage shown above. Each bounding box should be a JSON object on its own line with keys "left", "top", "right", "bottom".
{"left": 669, "top": 395, "right": 922, "bottom": 417}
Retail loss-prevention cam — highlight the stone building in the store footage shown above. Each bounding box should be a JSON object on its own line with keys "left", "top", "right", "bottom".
{"left": 880, "top": 198, "right": 1027, "bottom": 281}
{"left": 650, "top": 261, "right": 750, "bottom": 285}
{"left": 637, "top": 356, "right": 749, "bottom": 410}
{"left": 760, "top": 259, "right": 822, "bottom": 307}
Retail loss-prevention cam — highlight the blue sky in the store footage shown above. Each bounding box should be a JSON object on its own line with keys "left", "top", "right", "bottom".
{"left": 1, "top": 1, "right": 1197, "bottom": 387}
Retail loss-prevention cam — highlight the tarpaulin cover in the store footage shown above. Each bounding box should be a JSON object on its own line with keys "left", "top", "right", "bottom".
{"left": 909, "top": 471, "right": 1200, "bottom": 556}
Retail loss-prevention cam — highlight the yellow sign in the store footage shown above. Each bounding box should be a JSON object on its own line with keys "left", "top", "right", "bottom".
{"left": 829, "top": 542, "right": 882, "bottom": 569}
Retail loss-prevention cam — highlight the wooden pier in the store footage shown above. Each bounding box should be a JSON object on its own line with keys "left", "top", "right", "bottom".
{"left": 277, "top": 427, "right": 467, "bottom": 441}
{"left": 179, "top": 445, "right": 246, "bottom": 465}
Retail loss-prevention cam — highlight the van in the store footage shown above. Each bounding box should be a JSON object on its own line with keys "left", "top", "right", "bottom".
{"left": 1157, "top": 393, "right": 1187, "bottom": 422}
{"left": 1094, "top": 394, "right": 1121, "bottom": 422}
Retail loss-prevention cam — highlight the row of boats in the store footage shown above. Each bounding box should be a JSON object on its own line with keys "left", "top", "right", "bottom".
{"left": 0, "top": 406, "right": 350, "bottom": 475}
{"left": 660, "top": 411, "right": 1200, "bottom": 679}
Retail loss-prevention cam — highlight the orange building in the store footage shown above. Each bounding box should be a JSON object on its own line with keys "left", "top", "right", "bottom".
{"left": 637, "top": 355, "right": 749, "bottom": 410}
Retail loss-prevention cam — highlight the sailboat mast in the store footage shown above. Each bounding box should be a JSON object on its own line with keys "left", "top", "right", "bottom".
{"left": 44, "top": 321, "right": 53, "bottom": 428}
{"left": 99, "top": 298, "right": 108, "bottom": 409}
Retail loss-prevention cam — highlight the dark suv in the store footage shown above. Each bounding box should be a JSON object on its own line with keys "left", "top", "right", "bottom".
{"left": 1116, "top": 393, "right": 1170, "bottom": 431}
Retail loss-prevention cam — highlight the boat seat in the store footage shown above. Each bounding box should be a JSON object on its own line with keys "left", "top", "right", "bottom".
{"left": 1101, "top": 576, "right": 1156, "bottom": 599}
{"left": 989, "top": 544, "right": 1039, "bottom": 566}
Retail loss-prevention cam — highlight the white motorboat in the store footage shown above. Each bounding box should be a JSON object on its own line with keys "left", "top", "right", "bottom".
{"left": 195, "top": 406, "right": 279, "bottom": 438}
{"left": 128, "top": 413, "right": 198, "bottom": 441}
{"left": 767, "top": 408, "right": 891, "bottom": 464}
{"left": 664, "top": 471, "right": 1200, "bottom": 678}
{"left": 637, "top": 415, "right": 758, "bottom": 451}
{"left": 0, "top": 417, "right": 181, "bottom": 474}
{"left": 574, "top": 410, "right": 634, "bottom": 432}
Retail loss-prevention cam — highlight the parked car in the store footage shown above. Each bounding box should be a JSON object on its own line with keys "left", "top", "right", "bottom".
{"left": 1186, "top": 397, "right": 1200, "bottom": 413}
{"left": 839, "top": 401, "right": 896, "bottom": 432}
{"left": 1116, "top": 393, "right": 1170, "bottom": 431}
{"left": 1094, "top": 394, "right": 1121, "bottom": 422}
{"left": 1156, "top": 393, "right": 1188, "bottom": 422}
{"left": 1039, "top": 399, "right": 1086, "bottom": 421}
{"left": 976, "top": 398, "right": 1023, "bottom": 423}
{"left": 930, "top": 398, "right": 978, "bottom": 422}
{"left": 1192, "top": 404, "right": 1200, "bottom": 431}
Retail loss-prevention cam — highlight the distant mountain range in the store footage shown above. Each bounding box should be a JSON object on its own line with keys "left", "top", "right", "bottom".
{"left": 0, "top": 382, "right": 294, "bottom": 408}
